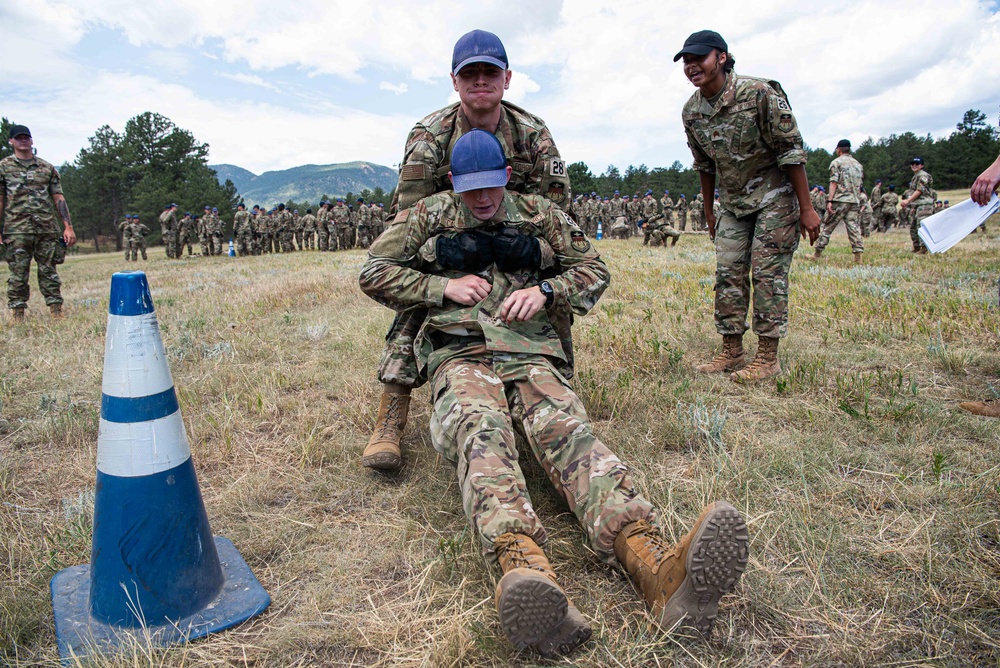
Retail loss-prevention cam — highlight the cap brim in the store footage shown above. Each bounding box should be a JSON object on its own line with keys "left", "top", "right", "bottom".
{"left": 673, "top": 44, "right": 716, "bottom": 62}
{"left": 452, "top": 168, "right": 509, "bottom": 193}
{"left": 453, "top": 56, "right": 508, "bottom": 75}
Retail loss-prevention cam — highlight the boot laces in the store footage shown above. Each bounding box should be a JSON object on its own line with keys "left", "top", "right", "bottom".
{"left": 495, "top": 534, "right": 541, "bottom": 571}
{"left": 376, "top": 394, "right": 404, "bottom": 439}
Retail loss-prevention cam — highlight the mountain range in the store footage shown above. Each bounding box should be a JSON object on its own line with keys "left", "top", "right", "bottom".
{"left": 210, "top": 161, "right": 398, "bottom": 206}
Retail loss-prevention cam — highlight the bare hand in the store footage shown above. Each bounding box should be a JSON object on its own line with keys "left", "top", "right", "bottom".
{"left": 63, "top": 227, "right": 77, "bottom": 247}
{"left": 800, "top": 208, "right": 821, "bottom": 245}
{"left": 971, "top": 157, "right": 1000, "bottom": 206}
{"left": 444, "top": 274, "right": 491, "bottom": 305}
{"left": 500, "top": 287, "right": 546, "bottom": 323}
{"left": 706, "top": 212, "right": 717, "bottom": 240}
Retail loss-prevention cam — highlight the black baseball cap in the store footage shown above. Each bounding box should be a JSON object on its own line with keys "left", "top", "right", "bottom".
{"left": 910, "top": 157, "right": 924, "bottom": 165}
{"left": 674, "top": 30, "right": 728, "bottom": 62}
{"left": 450, "top": 129, "right": 508, "bottom": 193}
{"left": 452, "top": 30, "right": 508, "bottom": 75}
{"left": 8, "top": 124, "right": 31, "bottom": 138}
{"left": 836, "top": 139, "right": 851, "bottom": 149}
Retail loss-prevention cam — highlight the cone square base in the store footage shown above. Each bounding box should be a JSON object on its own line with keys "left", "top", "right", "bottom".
{"left": 51, "top": 536, "right": 270, "bottom": 663}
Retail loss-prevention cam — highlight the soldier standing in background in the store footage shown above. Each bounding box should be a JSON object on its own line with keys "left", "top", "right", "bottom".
{"left": 128, "top": 215, "right": 149, "bottom": 261}
{"left": 878, "top": 185, "right": 899, "bottom": 232}
{"left": 210, "top": 207, "right": 224, "bottom": 255}
{"left": 332, "top": 198, "right": 351, "bottom": 251}
{"left": 301, "top": 208, "right": 317, "bottom": 250}
{"left": 178, "top": 212, "right": 194, "bottom": 256}
{"left": 277, "top": 203, "right": 294, "bottom": 252}
{"left": 199, "top": 206, "right": 211, "bottom": 255}
{"left": 676, "top": 194, "right": 688, "bottom": 230}
{"left": 690, "top": 192, "right": 704, "bottom": 230}
{"left": 859, "top": 187, "right": 873, "bottom": 238}
{"left": 316, "top": 201, "right": 330, "bottom": 251}
{"left": 812, "top": 139, "right": 865, "bottom": 263}
{"left": 159, "top": 203, "right": 178, "bottom": 258}
{"left": 678, "top": 30, "right": 819, "bottom": 382}
{"left": 870, "top": 179, "right": 883, "bottom": 224}
{"left": 233, "top": 203, "right": 252, "bottom": 256}
{"left": 293, "top": 209, "right": 303, "bottom": 250}
{"left": 900, "top": 157, "right": 933, "bottom": 254}
{"left": 660, "top": 190, "right": 674, "bottom": 226}
{"left": 0, "top": 125, "right": 77, "bottom": 321}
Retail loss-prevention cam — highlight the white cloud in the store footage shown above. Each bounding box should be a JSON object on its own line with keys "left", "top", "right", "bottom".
{"left": 220, "top": 72, "right": 280, "bottom": 92}
{"left": 379, "top": 81, "right": 409, "bottom": 95}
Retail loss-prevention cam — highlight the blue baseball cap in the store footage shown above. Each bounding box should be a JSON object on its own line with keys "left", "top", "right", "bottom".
{"left": 614, "top": 190, "right": 620, "bottom": 195}
{"left": 450, "top": 129, "right": 508, "bottom": 193}
{"left": 646, "top": 190, "right": 652, "bottom": 195}
{"left": 452, "top": 30, "right": 508, "bottom": 75}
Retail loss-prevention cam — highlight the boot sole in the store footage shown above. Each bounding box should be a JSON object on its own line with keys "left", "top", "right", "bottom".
{"left": 532, "top": 603, "right": 592, "bottom": 658}
{"left": 659, "top": 501, "right": 749, "bottom": 638}
{"left": 361, "top": 450, "right": 403, "bottom": 471}
{"left": 496, "top": 569, "right": 568, "bottom": 648}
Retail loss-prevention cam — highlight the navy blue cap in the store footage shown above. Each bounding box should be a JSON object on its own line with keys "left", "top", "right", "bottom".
{"left": 911, "top": 157, "right": 924, "bottom": 165}
{"left": 8, "top": 124, "right": 31, "bottom": 138}
{"left": 680, "top": 194, "right": 686, "bottom": 198}
{"left": 646, "top": 190, "right": 653, "bottom": 195}
{"left": 674, "top": 30, "right": 728, "bottom": 62}
{"left": 450, "top": 129, "right": 509, "bottom": 193}
{"left": 378, "top": 203, "right": 384, "bottom": 207}
{"left": 614, "top": 190, "right": 620, "bottom": 195}
{"left": 212, "top": 207, "right": 218, "bottom": 212}
{"left": 875, "top": 179, "right": 882, "bottom": 183}
{"left": 452, "top": 30, "right": 508, "bottom": 75}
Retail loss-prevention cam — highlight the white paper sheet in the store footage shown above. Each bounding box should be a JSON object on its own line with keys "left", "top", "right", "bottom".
{"left": 918, "top": 193, "right": 1000, "bottom": 254}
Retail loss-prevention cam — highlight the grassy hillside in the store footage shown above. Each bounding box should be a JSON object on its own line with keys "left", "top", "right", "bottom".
{"left": 211, "top": 161, "right": 397, "bottom": 206}
{"left": 1, "top": 224, "right": 999, "bottom": 666}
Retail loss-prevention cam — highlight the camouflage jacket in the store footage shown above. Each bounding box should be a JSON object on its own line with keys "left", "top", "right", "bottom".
{"left": 829, "top": 154, "right": 864, "bottom": 204}
{"left": 300, "top": 213, "right": 317, "bottom": 232}
{"left": 118, "top": 219, "right": 131, "bottom": 239}
{"left": 642, "top": 197, "right": 658, "bottom": 218}
{"left": 870, "top": 184, "right": 882, "bottom": 209}
{"left": 909, "top": 170, "right": 933, "bottom": 205}
{"left": 0, "top": 154, "right": 63, "bottom": 235}
{"left": 682, "top": 72, "right": 807, "bottom": 217}
{"left": 810, "top": 190, "right": 825, "bottom": 212}
{"left": 627, "top": 199, "right": 641, "bottom": 219}
{"left": 880, "top": 192, "right": 899, "bottom": 210}
{"left": 608, "top": 197, "right": 626, "bottom": 218}
{"left": 390, "top": 101, "right": 571, "bottom": 214}
{"left": 356, "top": 205, "right": 371, "bottom": 227}
{"left": 233, "top": 210, "right": 252, "bottom": 235}
{"left": 331, "top": 205, "right": 351, "bottom": 227}
{"left": 277, "top": 210, "right": 293, "bottom": 233}
{"left": 677, "top": 198, "right": 688, "bottom": 212}
{"left": 660, "top": 196, "right": 673, "bottom": 214}
{"left": 316, "top": 207, "right": 330, "bottom": 232}
{"left": 127, "top": 221, "right": 149, "bottom": 240}
{"left": 360, "top": 191, "right": 608, "bottom": 377}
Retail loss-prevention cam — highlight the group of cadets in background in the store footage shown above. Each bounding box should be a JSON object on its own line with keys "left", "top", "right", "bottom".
{"left": 569, "top": 189, "right": 721, "bottom": 245}
{"left": 131, "top": 198, "right": 389, "bottom": 260}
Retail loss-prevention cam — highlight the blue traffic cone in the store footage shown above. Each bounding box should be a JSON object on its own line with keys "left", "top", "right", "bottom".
{"left": 50, "top": 271, "right": 269, "bottom": 662}
{"left": 596, "top": 221, "right": 603, "bottom": 240}
{"left": 228, "top": 239, "right": 235, "bottom": 257}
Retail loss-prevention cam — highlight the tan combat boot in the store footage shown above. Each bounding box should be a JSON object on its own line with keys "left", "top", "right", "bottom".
{"left": 809, "top": 248, "right": 823, "bottom": 260}
{"left": 853, "top": 251, "right": 863, "bottom": 265}
{"left": 361, "top": 385, "right": 410, "bottom": 471}
{"left": 958, "top": 398, "right": 1000, "bottom": 418}
{"left": 494, "top": 533, "right": 591, "bottom": 656}
{"left": 695, "top": 334, "right": 745, "bottom": 374}
{"left": 12, "top": 307, "right": 25, "bottom": 322}
{"left": 613, "top": 502, "right": 749, "bottom": 638}
{"left": 50, "top": 303, "right": 64, "bottom": 319}
{"left": 731, "top": 336, "right": 781, "bottom": 383}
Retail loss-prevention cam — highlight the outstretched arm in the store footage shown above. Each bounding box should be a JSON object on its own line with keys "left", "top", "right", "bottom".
{"left": 971, "top": 153, "right": 1000, "bottom": 206}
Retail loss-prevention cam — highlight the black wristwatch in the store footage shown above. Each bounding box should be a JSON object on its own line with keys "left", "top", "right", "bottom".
{"left": 539, "top": 280, "right": 555, "bottom": 306}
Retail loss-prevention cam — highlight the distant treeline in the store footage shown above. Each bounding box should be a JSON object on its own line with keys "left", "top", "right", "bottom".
{"left": 568, "top": 109, "right": 1000, "bottom": 199}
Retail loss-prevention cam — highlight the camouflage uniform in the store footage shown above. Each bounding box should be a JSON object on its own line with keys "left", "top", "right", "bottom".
{"left": 198, "top": 214, "right": 210, "bottom": 255}
{"left": 815, "top": 153, "right": 864, "bottom": 254}
{"left": 293, "top": 212, "right": 303, "bottom": 250}
{"left": 179, "top": 215, "right": 196, "bottom": 256}
{"left": 690, "top": 193, "right": 705, "bottom": 230}
{"left": 159, "top": 208, "right": 178, "bottom": 258}
{"left": 859, "top": 191, "right": 873, "bottom": 237}
{"left": 870, "top": 183, "right": 883, "bottom": 219}
{"left": 879, "top": 191, "right": 899, "bottom": 231}
{"left": 390, "top": 101, "right": 571, "bottom": 215}
{"left": 682, "top": 72, "right": 808, "bottom": 339}
{"left": 331, "top": 202, "right": 351, "bottom": 250}
{"left": 127, "top": 220, "right": 149, "bottom": 261}
{"left": 300, "top": 212, "right": 317, "bottom": 250}
{"left": 278, "top": 209, "right": 294, "bottom": 252}
{"left": 908, "top": 169, "right": 933, "bottom": 252}
{"left": 0, "top": 154, "right": 68, "bottom": 309}
{"left": 360, "top": 191, "right": 653, "bottom": 560}
{"left": 676, "top": 196, "right": 688, "bottom": 231}
{"left": 810, "top": 188, "right": 826, "bottom": 223}
{"left": 118, "top": 218, "right": 132, "bottom": 260}
{"left": 641, "top": 195, "right": 658, "bottom": 227}
{"left": 659, "top": 194, "right": 674, "bottom": 225}
{"left": 233, "top": 209, "right": 253, "bottom": 256}
{"left": 643, "top": 215, "right": 680, "bottom": 246}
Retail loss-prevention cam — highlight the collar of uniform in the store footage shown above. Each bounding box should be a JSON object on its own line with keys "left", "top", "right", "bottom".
{"left": 456, "top": 105, "right": 514, "bottom": 155}
{"left": 12, "top": 154, "right": 40, "bottom": 168}
{"left": 454, "top": 190, "right": 521, "bottom": 228}
{"left": 697, "top": 71, "right": 737, "bottom": 118}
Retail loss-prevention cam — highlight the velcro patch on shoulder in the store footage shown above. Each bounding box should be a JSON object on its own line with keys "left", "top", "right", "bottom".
{"left": 512, "top": 161, "right": 532, "bottom": 174}
{"left": 527, "top": 213, "right": 545, "bottom": 224}
{"left": 729, "top": 101, "right": 756, "bottom": 114}
{"left": 549, "top": 158, "right": 566, "bottom": 177}
{"left": 393, "top": 210, "right": 408, "bottom": 224}
{"left": 400, "top": 164, "right": 426, "bottom": 181}
{"left": 570, "top": 230, "right": 590, "bottom": 252}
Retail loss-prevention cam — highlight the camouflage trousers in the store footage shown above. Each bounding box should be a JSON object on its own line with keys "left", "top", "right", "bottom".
{"left": 200, "top": 234, "right": 210, "bottom": 256}
{"left": 210, "top": 233, "right": 223, "bottom": 255}
{"left": 280, "top": 231, "right": 295, "bottom": 253}
{"left": 714, "top": 194, "right": 800, "bottom": 339}
{"left": 429, "top": 345, "right": 654, "bottom": 563}
{"left": 860, "top": 209, "right": 873, "bottom": 237}
{"left": 909, "top": 202, "right": 933, "bottom": 251}
{"left": 649, "top": 226, "right": 680, "bottom": 246}
{"left": 130, "top": 239, "right": 147, "bottom": 261}
{"left": 377, "top": 309, "right": 427, "bottom": 388}
{"left": 677, "top": 210, "right": 687, "bottom": 231}
{"left": 123, "top": 239, "right": 132, "bottom": 261}
{"left": 179, "top": 229, "right": 195, "bottom": 255}
{"left": 317, "top": 230, "right": 329, "bottom": 251}
{"left": 236, "top": 232, "right": 253, "bottom": 257}
{"left": 878, "top": 209, "right": 897, "bottom": 232}
{"left": 336, "top": 226, "right": 352, "bottom": 251}
{"left": 815, "top": 202, "right": 864, "bottom": 254}
{"left": 5, "top": 233, "right": 63, "bottom": 309}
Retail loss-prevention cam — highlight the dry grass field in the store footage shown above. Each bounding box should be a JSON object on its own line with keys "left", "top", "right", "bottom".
{"left": 2, "top": 202, "right": 999, "bottom": 667}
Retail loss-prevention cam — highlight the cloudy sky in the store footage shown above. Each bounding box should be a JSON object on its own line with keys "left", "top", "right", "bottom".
{"left": 3, "top": 0, "right": 999, "bottom": 177}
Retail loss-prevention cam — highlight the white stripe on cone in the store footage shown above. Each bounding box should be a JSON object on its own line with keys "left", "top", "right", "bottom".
{"left": 101, "top": 313, "right": 174, "bottom": 399}
{"left": 97, "top": 411, "right": 192, "bottom": 477}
